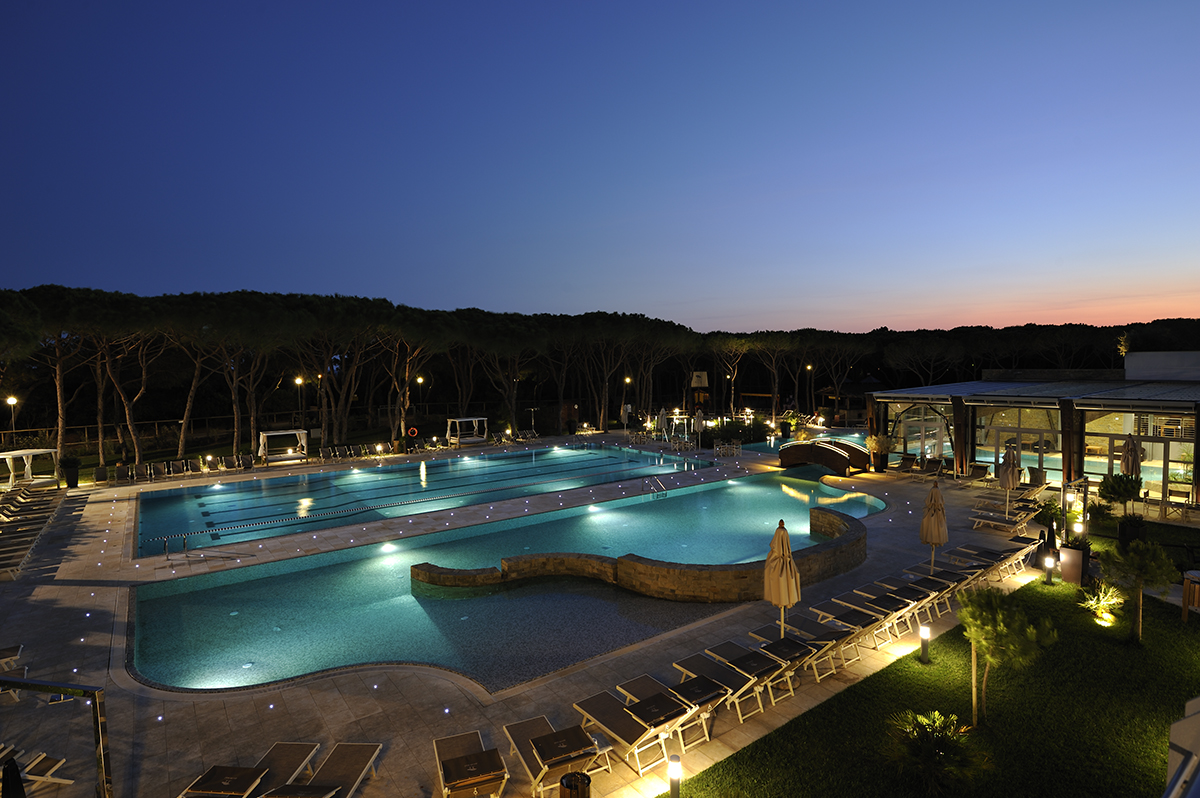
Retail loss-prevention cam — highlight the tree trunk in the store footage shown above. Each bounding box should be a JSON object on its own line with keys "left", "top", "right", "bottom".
{"left": 971, "top": 643, "right": 978, "bottom": 726}
{"left": 177, "top": 355, "right": 206, "bottom": 458}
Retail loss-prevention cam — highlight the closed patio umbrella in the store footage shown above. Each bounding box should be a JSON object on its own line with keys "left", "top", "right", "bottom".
{"left": 2, "top": 757, "right": 26, "bottom": 798}
{"left": 764, "top": 520, "right": 802, "bottom": 639}
{"left": 657, "top": 408, "right": 667, "bottom": 439}
{"left": 1120, "top": 434, "right": 1141, "bottom": 478}
{"left": 999, "top": 444, "right": 1021, "bottom": 517}
{"left": 919, "top": 481, "right": 949, "bottom": 574}
{"left": 694, "top": 408, "right": 704, "bottom": 447}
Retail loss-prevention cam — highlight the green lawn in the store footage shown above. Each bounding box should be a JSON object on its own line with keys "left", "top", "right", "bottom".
{"left": 664, "top": 582, "right": 1200, "bottom": 797}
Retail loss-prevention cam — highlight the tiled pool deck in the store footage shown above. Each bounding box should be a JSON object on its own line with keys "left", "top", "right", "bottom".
{"left": 2, "top": 435, "right": 1157, "bottom": 797}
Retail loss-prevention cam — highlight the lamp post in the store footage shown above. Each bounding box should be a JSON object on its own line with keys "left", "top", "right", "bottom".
{"left": 6, "top": 396, "right": 15, "bottom": 446}
{"left": 294, "top": 377, "right": 304, "bottom": 429}
{"left": 919, "top": 625, "right": 931, "bottom": 664}
{"left": 806, "top": 364, "right": 814, "bottom": 418}
{"left": 668, "top": 754, "right": 681, "bottom": 798}
{"left": 1044, "top": 555, "right": 1055, "bottom": 585}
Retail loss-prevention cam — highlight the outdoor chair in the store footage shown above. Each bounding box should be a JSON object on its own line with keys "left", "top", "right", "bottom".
{"left": 433, "top": 730, "right": 507, "bottom": 798}
{"left": 92, "top": 466, "right": 108, "bottom": 484}
{"left": 152, "top": 462, "right": 169, "bottom": 480}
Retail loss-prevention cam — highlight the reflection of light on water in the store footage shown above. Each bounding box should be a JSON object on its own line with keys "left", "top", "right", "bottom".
{"left": 419, "top": 460, "right": 427, "bottom": 487}
{"left": 816, "top": 491, "right": 872, "bottom": 507}
{"left": 297, "top": 497, "right": 313, "bottom": 517}
{"left": 780, "top": 484, "right": 813, "bottom": 504}
{"left": 381, "top": 542, "right": 397, "bottom": 553}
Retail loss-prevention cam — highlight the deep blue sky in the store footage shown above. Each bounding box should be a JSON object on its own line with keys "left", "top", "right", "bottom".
{"left": 3, "top": 2, "right": 1197, "bottom": 332}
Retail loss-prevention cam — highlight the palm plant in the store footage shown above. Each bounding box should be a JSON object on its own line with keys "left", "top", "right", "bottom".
{"left": 887, "top": 709, "right": 987, "bottom": 797}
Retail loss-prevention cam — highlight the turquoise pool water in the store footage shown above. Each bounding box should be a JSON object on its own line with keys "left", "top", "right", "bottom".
{"left": 133, "top": 467, "right": 884, "bottom": 691}
{"left": 137, "top": 444, "right": 711, "bottom": 556}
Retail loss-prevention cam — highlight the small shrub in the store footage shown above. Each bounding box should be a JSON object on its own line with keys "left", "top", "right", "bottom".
{"left": 888, "top": 709, "right": 987, "bottom": 796}
{"left": 1080, "top": 581, "right": 1125, "bottom": 617}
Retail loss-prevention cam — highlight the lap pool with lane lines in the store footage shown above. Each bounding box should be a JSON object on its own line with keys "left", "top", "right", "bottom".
{"left": 132, "top": 468, "right": 884, "bottom": 691}
{"left": 136, "top": 444, "right": 710, "bottom": 556}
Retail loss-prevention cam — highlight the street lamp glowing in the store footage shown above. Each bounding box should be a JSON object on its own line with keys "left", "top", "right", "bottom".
{"left": 294, "top": 377, "right": 303, "bottom": 386}
{"left": 1044, "top": 555, "right": 1055, "bottom": 584}
{"left": 919, "top": 625, "right": 930, "bottom": 663}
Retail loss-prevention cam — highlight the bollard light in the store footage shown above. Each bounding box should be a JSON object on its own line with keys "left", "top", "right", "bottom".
{"left": 919, "top": 625, "right": 931, "bottom": 664}
{"left": 1044, "top": 555, "right": 1055, "bottom": 584}
{"left": 668, "top": 754, "right": 681, "bottom": 798}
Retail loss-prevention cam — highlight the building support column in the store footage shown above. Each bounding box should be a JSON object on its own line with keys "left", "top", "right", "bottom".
{"left": 951, "top": 396, "right": 972, "bottom": 478}
{"left": 1058, "top": 398, "right": 1083, "bottom": 483}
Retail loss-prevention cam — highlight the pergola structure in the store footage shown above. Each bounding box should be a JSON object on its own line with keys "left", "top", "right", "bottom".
{"left": 1, "top": 448, "right": 59, "bottom": 489}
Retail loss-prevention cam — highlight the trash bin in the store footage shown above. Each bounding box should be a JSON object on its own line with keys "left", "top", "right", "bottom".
{"left": 560, "top": 771, "right": 591, "bottom": 798}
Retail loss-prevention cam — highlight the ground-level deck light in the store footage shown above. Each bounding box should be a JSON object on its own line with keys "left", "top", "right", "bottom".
{"left": 1044, "top": 555, "right": 1056, "bottom": 584}
{"left": 668, "top": 754, "right": 681, "bottom": 798}
{"left": 919, "top": 625, "right": 931, "bottom": 663}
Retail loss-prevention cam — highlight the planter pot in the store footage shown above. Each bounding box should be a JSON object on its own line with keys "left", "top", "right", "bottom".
{"left": 62, "top": 467, "right": 79, "bottom": 489}
{"left": 870, "top": 452, "right": 888, "bottom": 472}
{"left": 1117, "top": 518, "right": 1146, "bottom": 551}
{"left": 1060, "top": 547, "right": 1089, "bottom": 586}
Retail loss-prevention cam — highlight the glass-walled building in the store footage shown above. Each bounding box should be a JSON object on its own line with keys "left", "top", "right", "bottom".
{"left": 866, "top": 354, "right": 1199, "bottom": 510}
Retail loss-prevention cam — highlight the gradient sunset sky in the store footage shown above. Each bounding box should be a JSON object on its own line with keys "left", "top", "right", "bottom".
{"left": 3, "top": 2, "right": 1197, "bottom": 333}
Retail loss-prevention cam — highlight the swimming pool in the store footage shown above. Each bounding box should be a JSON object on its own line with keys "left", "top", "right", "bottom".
{"left": 132, "top": 467, "right": 884, "bottom": 691}
{"left": 136, "top": 444, "right": 711, "bottom": 556}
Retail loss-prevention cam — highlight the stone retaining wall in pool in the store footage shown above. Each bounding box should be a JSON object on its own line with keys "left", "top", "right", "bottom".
{"left": 410, "top": 507, "right": 867, "bottom": 603}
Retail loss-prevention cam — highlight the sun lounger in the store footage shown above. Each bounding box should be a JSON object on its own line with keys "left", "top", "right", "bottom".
{"left": 615, "top": 673, "right": 722, "bottom": 752}
{"left": 433, "top": 731, "right": 507, "bottom": 798}
{"left": 834, "top": 588, "right": 916, "bottom": 636}
{"left": 970, "top": 509, "right": 1034, "bottom": 534}
{"left": 20, "top": 751, "right": 75, "bottom": 786}
{"left": 503, "top": 716, "right": 607, "bottom": 797}
{"left": 908, "top": 457, "right": 943, "bottom": 483}
{"left": 749, "top": 623, "right": 839, "bottom": 683}
{"left": 672, "top": 652, "right": 763, "bottom": 724}
{"left": 852, "top": 582, "right": 933, "bottom": 629}
{"left": 574, "top": 688, "right": 683, "bottom": 776}
{"left": 264, "top": 742, "right": 381, "bottom": 798}
{"left": 152, "top": 462, "right": 169, "bottom": 480}
{"left": 721, "top": 636, "right": 816, "bottom": 705}
{"left": 246, "top": 741, "right": 320, "bottom": 797}
{"left": 1, "top": 666, "right": 27, "bottom": 700}
{"left": 806, "top": 601, "right": 893, "bottom": 648}
{"left": 875, "top": 574, "right": 953, "bottom": 617}
{"left": 894, "top": 453, "right": 918, "bottom": 473}
{"left": 0, "top": 644, "right": 21, "bottom": 671}
{"left": 956, "top": 462, "right": 992, "bottom": 488}
{"left": 781, "top": 611, "right": 863, "bottom": 669}
{"left": 179, "top": 764, "right": 268, "bottom": 797}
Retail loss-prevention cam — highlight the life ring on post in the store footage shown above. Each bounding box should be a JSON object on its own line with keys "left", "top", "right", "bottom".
{"left": 408, "top": 427, "right": 418, "bottom": 437}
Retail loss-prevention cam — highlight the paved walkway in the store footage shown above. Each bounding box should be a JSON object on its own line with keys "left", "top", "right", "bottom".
{"left": 0, "top": 438, "right": 1170, "bottom": 797}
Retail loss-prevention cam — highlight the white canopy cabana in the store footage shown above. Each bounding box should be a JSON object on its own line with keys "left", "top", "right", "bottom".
{"left": 257, "top": 430, "right": 309, "bottom": 464}
{"left": 446, "top": 417, "right": 488, "bottom": 448}
{"left": 2, "top": 448, "right": 59, "bottom": 489}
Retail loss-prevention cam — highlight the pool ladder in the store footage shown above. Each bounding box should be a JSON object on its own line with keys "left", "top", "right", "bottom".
{"left": 643, "top": 477, "right": 668, "bottom": 498}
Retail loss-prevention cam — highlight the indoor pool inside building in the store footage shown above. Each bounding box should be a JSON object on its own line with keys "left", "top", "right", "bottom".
{"left": 132, "top": 466, "right": 884, "bottom": 692}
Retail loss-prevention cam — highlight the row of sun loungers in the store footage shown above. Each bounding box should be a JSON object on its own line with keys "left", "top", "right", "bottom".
{"left": 178, "top": 741, "right": 380, "bottom": 798}
{"left": 0, "top": 486, "right": 66, "bottom": 578}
